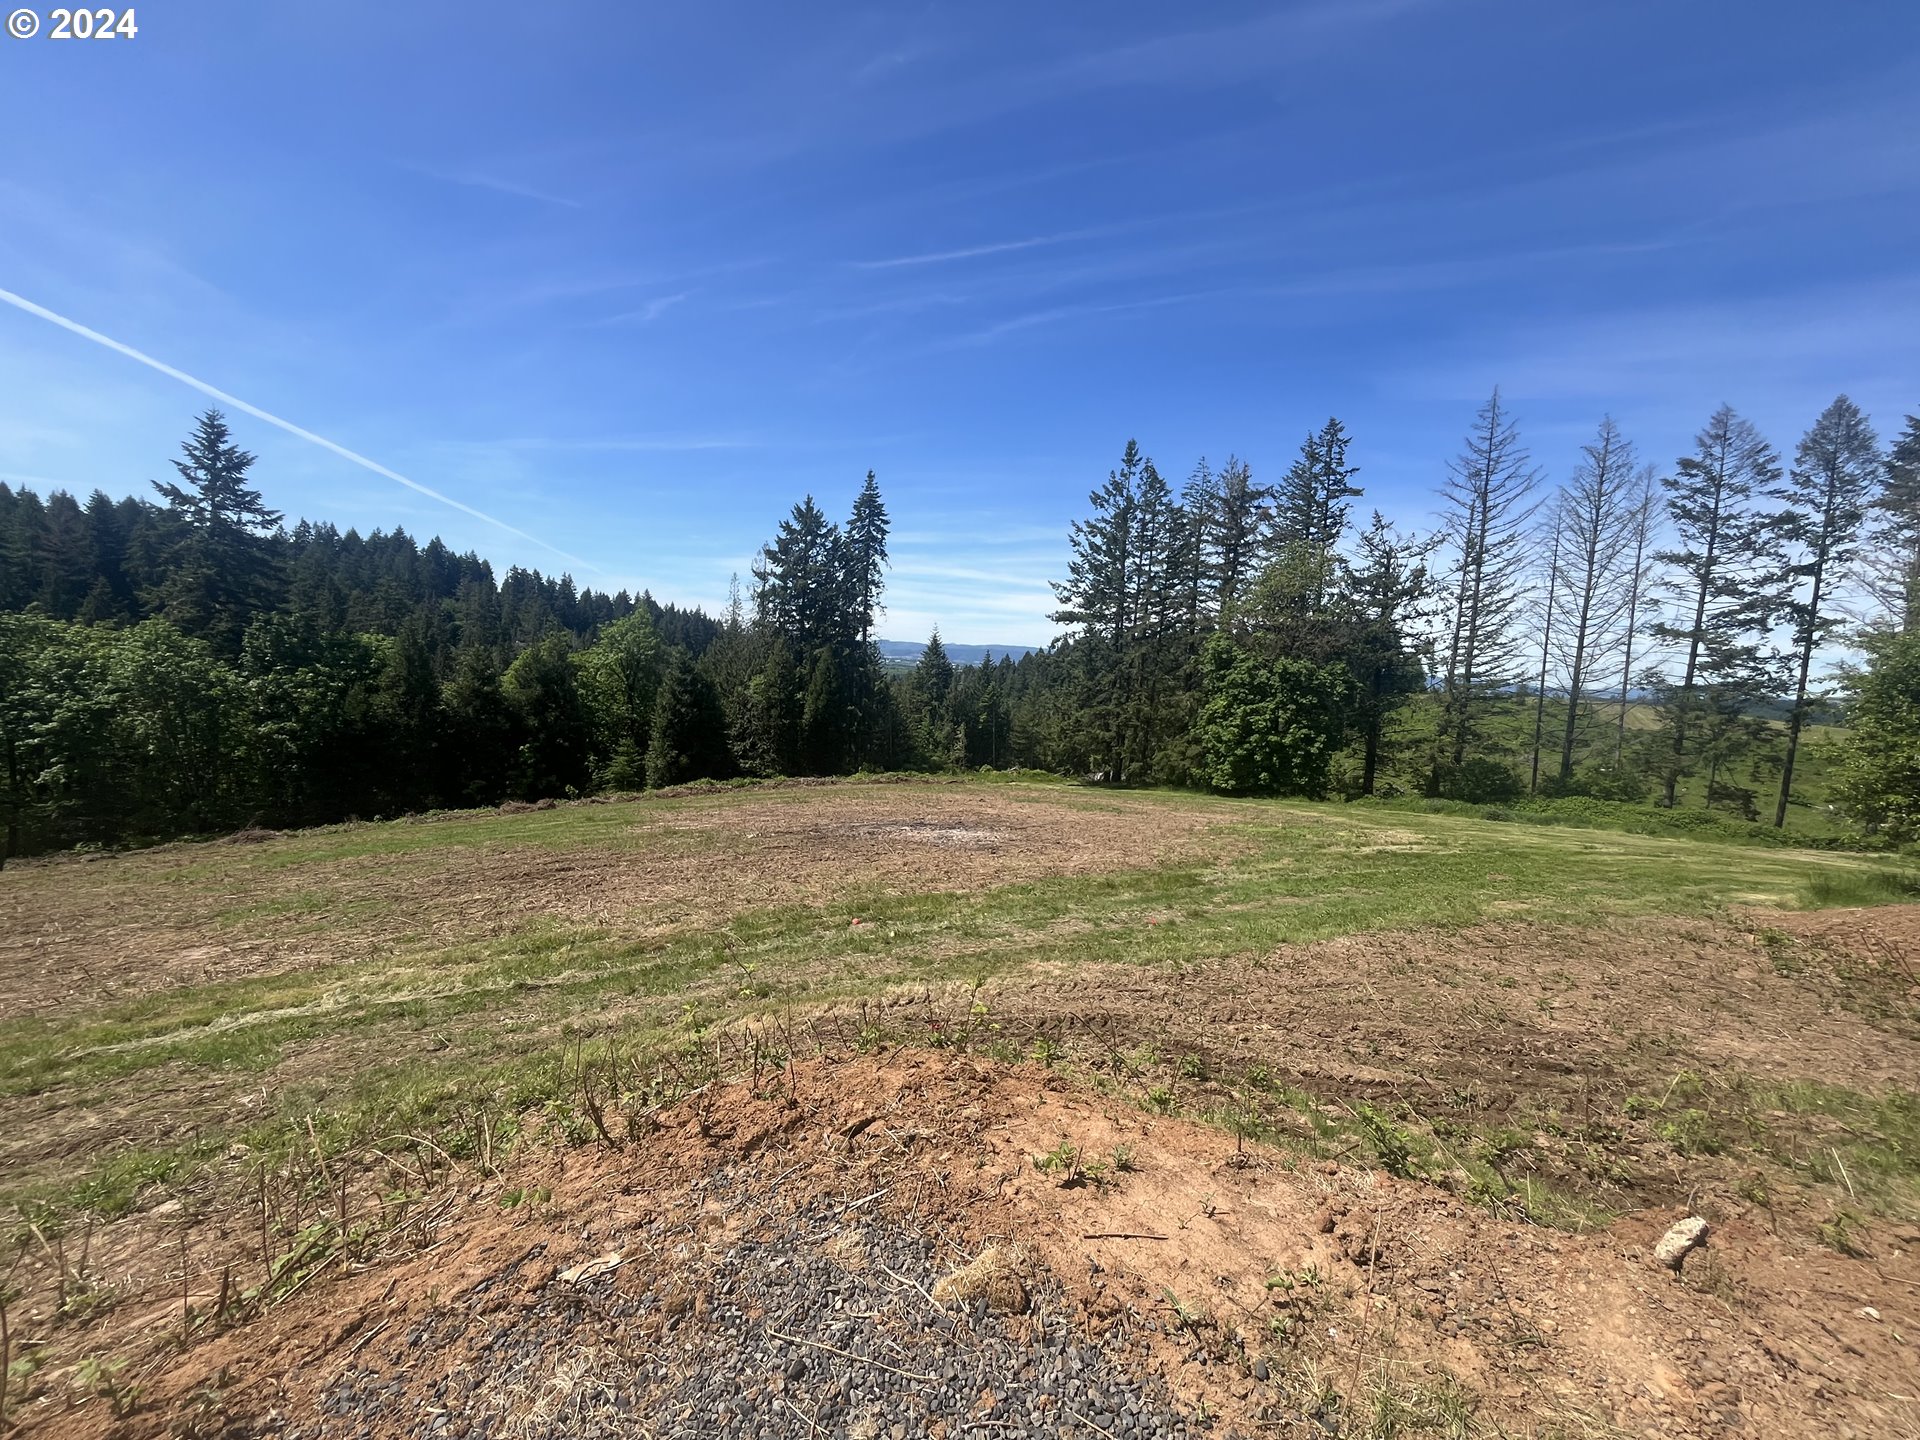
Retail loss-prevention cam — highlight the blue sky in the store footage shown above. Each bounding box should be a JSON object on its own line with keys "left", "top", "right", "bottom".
{"left": 1, "top": 1, "right": 1916, "bottom": 646}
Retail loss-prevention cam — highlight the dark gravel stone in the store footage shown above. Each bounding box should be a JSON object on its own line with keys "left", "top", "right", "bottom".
{"left": 312, "top": 1177, "right": 1231, "bottom": 1439}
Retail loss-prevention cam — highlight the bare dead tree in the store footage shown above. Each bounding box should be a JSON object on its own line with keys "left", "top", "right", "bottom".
{"left": 1527, "top": 516, "right": 1565, "bottom": 794}
{"left": 1432, "top": 389, "right": 1540, "bottom": 788}
{"left": 1613, "top": 465, "right": 1662, "bottom": 764}
{"left": 1553, "top": 417, "right": 1641, "bottom": 782}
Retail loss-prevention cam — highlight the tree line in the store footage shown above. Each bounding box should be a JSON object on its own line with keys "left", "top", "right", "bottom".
{"left": 1039, "top": 390, "right": 1920, "bottom": 832}
{"left": 2, "top": 392, "right": 1918, "bottom": 859}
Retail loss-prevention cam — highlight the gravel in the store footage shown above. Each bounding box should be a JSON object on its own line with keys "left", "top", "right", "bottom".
{"left": 302, "top": 1165, "right": 1221, "bottom": 1439}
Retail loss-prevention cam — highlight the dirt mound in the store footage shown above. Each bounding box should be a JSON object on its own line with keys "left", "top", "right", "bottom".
{"left": 18, "top": 1057, "right": 1915, "bottom": 1439}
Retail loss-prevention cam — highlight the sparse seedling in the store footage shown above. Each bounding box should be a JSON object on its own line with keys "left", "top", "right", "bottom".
{"left": 1353, "top": 1102, "right": 1421, "bottom": 1179}
{"left": 1818, "top": 1208, "right": 1868, "bottom": 1258}
{"left": 1033, "top": 1140, "right": 1084, "bottom": 1186}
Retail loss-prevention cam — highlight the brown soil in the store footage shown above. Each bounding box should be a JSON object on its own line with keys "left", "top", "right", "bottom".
{"left": 12, "top": 1056, "right": 1916, "bottom": 1439}
{"left": 0, "top": 785, "right": 1220, "bottom": 1019}
{"left": 1764, "top": 904, "right": 1920, "bottom": 985}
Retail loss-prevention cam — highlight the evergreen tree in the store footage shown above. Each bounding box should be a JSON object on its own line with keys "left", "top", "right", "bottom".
{"left": 36, "top": 491, "right": 94, "bottom": 619}
{"left": 845, "top": 471, "right": 890, "bottom": 645}
{"left": 646, "top": 653, "right": 732, "bottom": 787}
{"left": 1868, "top": 410, "right": 1920, "bottom": 630}
{"left": 1834, "top": 627, "right": 1920, "bottom": 842}
{"left": 578, "top": 611, "right": 665, "bottom": 781}
{"left": 149, "top": 410, "right": 284, "bottom": 655}
{"left": 373, "top": 620, "right": 442, "bottom": 811}
{"left": 1342, "top": 514, "right": 1437, "bottom": 796}
{"left": 1118, "top": 458, "right": 1187, "bottom": 774}
{"left": 1271, "top": 418, "right": 1362, "bottom": 611}
{"left": 1051, "top": 443, "right": 1141, "bottom": 777}
{"left": 915, "top": 629, "right": 954, "bottom": 706}
{"left": 755, "top": 497, "right": 850, "bottom": 658}
{"left": 728, "top": 639, "right": 801, "bottom": 777}
{"left": 504, "top": 634, "right": 593, "bottom": 800}
{"left": 442, "top": 644, "right": 518, "bottom": 805}
{"left": 1770, "top": 396, "right": 1881, "bottom": 827}
{"left": 1193, "top": 455, "right": 1268, "bottom": 620}
{"left": 799, "top": 647, "right": 855, "bottom": 774}
{"left": 1649, "top": 405, "right": 1785, "bottom": 806}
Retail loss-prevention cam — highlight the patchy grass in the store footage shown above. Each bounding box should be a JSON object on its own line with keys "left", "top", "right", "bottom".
{"left": 1800, "top": 868, "right": 1920, "bottom": 907}
{"left": 4, "top": 780, "right": 1916, "bottom": 1221}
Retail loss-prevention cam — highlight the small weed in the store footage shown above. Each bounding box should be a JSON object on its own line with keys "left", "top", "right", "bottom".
{"left": 1817, "top": 1209, "right": 1869, "bottom": 1258}
{"left": 1177, "top": 1053, "right": 1208, "bottom": 1081}
{"left": 1160, "top": 1286, "right": 1211, "bottom": 1332}
{"left": 1354, "top": 1103, "right": 1421, "bottom": 1178}
{"left": 1657, "top": 1108, "right": 1721, "bottom": 1156}
{"left": 72, "top": 1355, "right": 140, "bottom": 1418}
{"left": 1734, "top": 1172, "right": 1772, "bottom": 1209}
{"left": 1145, "top": 1085, "right": 1178, "bottom": 1116}
{"left": 1033, "top": 1140, "right": 1083, "bottom": 1186}
{"left": 1111, "top": 1143, "right": 1137, "bottom": 1173}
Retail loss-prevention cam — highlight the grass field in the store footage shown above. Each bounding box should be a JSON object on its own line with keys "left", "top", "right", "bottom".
{"left": 3, "top": 777, "right": 1914, "bottom": 1220}
{"left": 6, "top": 776, "right": 1920, "bottom": 1439}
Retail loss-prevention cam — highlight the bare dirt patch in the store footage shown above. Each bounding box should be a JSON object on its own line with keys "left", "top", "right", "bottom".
{"left": 12, "top": 1056, "right": 1915, "bottom": 1439}
{"left": 1763, "top": 902, "right": 1920, "bottom": 987}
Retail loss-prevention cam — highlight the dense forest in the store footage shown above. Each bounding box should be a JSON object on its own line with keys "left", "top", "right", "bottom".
{"left": 2, "top": 392, "right": 1918, "bottom": 860}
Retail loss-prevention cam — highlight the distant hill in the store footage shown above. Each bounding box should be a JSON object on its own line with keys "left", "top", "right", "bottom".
{"left": 877, "top": 638, "right": 1040, "bottom": 668}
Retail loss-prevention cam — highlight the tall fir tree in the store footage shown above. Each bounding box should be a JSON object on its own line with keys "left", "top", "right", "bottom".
{"left": 844, "top": 471, "right": 890, "bottom": 645}
{"left": 1770, "top": 395, "right": 1882, "bottom": 827}
{"left": 1194, "top": 455, "right": 1268, "bottom": 621}
{"left": 149, "top": 410, "right": 284, "bottom": 655}
{"left": 646, "top": 653, "right": 732, "bottom": 787}
{"left": 1342, "top": 514, "right": 1437, "bottom": 796}
{"left": 1051, "top": 442, "right": 1140, "bottom": 777}
{"left": 1271, "top": 418, "right": 1363, "bottom": 611}
{"left": 1650, "top": 406, "right": 1785, "bottom": 806}
{"left": 1868, "top": 410, "right": 1920, "bottom": 630}
{"left": 754, "top": 497, "right": 850, "bottom": 659}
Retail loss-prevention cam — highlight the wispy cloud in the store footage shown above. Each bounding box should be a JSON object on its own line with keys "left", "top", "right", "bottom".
{"left": 410, "top": 164, "right": 584, "bottom": 209}
{"left": 852, "top": 46, "right": 930, "bottom": 86}
{"left": 851, "top": 230, "right": 1101, "bottom": 270}
{"left": 590, "top": 292, "right": 689, "bottom": 326}
{"left": 444, "top": 434, "right": 761, "bottom": 455}
{"left": 0, "top": 287, "right": 603, "bottom": 574}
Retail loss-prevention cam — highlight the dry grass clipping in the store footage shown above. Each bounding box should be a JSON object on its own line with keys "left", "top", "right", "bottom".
{"left": 931, "top": 1244, "right": 1028, "bottom": 1314}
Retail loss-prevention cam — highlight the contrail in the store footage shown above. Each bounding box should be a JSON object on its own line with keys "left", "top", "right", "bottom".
{"left": 0, "top": 286, "right": 602, "bottom": 574}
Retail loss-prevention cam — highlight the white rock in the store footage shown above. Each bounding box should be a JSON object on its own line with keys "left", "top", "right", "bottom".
{"left": 1653, "top": 1216, "right": 1710, "bottom": 1270}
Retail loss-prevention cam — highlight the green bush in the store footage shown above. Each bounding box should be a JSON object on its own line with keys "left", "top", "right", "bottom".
{"left": 1431, "top": 757, "right": 1523, "bottom": 803}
